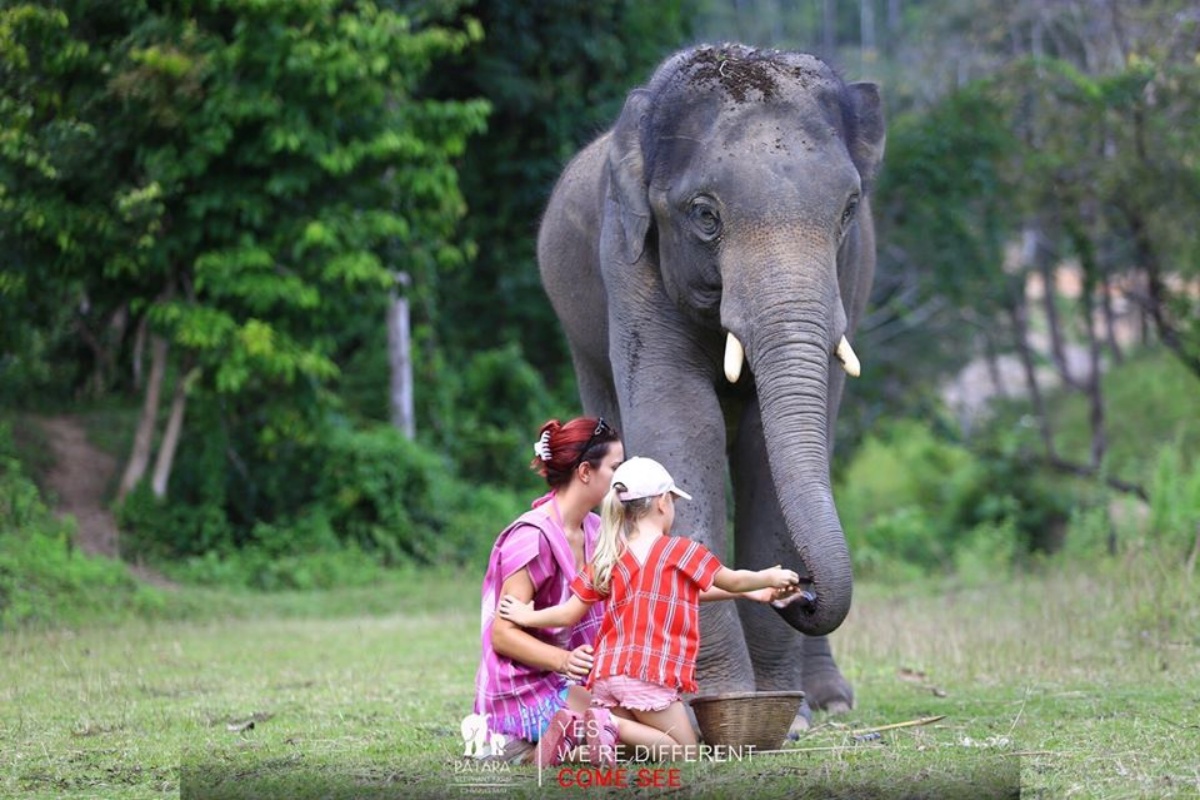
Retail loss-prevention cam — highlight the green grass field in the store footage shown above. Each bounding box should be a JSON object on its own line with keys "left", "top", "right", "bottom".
{"left": 2, "top": 553, "right": 1196, "bottom": 800}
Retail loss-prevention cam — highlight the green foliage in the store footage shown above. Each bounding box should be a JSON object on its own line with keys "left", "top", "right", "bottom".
{"left": 315, "top": 425, "right": 523, "bottom": 566}
{"left": 1145, "top": 442, "right": 1200, "bottom": 558}
{"left": 117, "top": 420, "right": 527, "bottom": 588}
{"left": 0, "top": 423, "right": 161, "bottom": 629}
{"left": 169, "top": 542, "right": 386, "bottom": 593}
{"left": 1, "top": 0, "right": 491, "bottom": 506}
{"left": 880, "top": 86, "right": 1019, "bottom": 306}
{"left": 839, "top": 419, "right": 974, "bottom": 578}
{"left": 443, "top": 342, "right": 557, "bottom": 489}
{"left": 844, "top": 85, "right": 1023, "bottom": 447}
{"left": 422, "top": 1, "right": 694, "bottom": 380}
{"left": 1048, "top": 349, "right": 1200, "bottom": 484}
{"left": 837, "top": 418, "right": 1066, "bottom": 581}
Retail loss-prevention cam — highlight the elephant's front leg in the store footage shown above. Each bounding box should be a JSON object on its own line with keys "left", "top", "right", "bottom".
{"left": 609, "top": 315, "right": 755, "bottom": 698}
{"left": 732, "top": 395, "right": 854, "bottom": 717}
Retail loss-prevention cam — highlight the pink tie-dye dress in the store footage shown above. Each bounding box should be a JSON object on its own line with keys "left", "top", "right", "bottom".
{"left": 473, "top": 495, "right": 604, "bottom": 742}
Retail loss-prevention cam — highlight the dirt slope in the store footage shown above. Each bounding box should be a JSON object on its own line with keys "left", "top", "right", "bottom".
{"left": 36, "top": 415, "right": 172, "bottom": 587}
{"left": 38, "top": 415, "right": 121, "bottom": 558}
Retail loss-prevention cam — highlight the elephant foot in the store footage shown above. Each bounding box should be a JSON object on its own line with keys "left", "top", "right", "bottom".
{"left": 803, "top": 673, "right": 855, "bottom": 716}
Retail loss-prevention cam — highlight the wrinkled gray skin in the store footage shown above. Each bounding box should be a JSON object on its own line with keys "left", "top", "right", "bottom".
{"left": 537, "top": 45, "right": 885, "bottom": 720}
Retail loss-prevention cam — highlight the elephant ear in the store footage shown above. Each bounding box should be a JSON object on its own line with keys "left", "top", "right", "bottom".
{"left": 607, "top": 89, "right": 652, "bottom": 265}
{"left": 846, "top": 82, "right": 886, "bottom": 192}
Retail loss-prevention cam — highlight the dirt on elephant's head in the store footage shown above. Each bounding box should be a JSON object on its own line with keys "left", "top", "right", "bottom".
{"left": 685, "top": 46, "right": 784, "bottom": 103}
{"left": 684, "top": 45, "right": 826, "bottom": 104}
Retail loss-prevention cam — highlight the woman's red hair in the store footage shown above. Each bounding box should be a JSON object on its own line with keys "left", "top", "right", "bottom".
{"left": 530, "top": 417, "right": 620, "bottom": 489}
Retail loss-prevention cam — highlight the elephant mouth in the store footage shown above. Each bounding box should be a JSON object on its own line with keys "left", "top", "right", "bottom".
{"left": 722, "top": 331, "right": 861, "bottom": 383}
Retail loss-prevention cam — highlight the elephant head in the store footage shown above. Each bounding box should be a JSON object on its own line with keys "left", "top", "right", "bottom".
{"left": 604, "top": 46, "right": 885, "bottom": 636}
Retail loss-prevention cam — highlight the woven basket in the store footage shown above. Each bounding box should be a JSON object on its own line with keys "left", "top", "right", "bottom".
{"left": 690, "top": 691, "right": 805, "bottom": 751}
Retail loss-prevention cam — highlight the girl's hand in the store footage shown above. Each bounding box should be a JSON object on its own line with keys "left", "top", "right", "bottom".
{"left": 497, "top": 594, "right": 535, "bottom": 625}
{"left": 559, "top": 643, "right": 595, "bottom": 680}
{"left": 763, "top": 565, "right": 801, "bottom": 589}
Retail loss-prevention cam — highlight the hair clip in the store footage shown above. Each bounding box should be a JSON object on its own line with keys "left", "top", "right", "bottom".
{"left": 533, "top": 430, "right": 553, "bottom": 461}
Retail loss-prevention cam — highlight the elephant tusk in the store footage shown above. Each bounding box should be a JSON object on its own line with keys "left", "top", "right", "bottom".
{"left": 724, "top": 332, "right": 745, "bottom": 383}
{"left": 835, "top": 336, "right": 861, "bottom": 377}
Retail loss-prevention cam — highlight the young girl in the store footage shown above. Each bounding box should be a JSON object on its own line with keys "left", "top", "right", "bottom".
{"left": 498, "top": 456, "right": 800, "bottom": 765}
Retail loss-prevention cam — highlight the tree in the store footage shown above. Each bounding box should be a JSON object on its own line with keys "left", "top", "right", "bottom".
{"left": 1, "top": 1, "right": 489, "bottom": 506}
{"left": 421, "top": 0, "right": 693, "bottom": 381}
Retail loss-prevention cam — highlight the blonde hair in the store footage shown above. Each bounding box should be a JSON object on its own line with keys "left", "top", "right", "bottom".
{"left": 592, "top": 485, "right": 655, "bottom": 595}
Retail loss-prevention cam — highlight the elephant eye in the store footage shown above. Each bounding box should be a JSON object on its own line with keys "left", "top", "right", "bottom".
{"left": 689, "top": 198, "right": 722, "bottom": 241}
{"left": 840, "top": 195, "right": 860, "bottom": 230}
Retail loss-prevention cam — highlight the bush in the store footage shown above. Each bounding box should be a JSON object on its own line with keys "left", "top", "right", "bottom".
{"left": 838, "top": 419, "right": 982, "bottom": 578}
{"left": 836, "top": 418, "right": 1063, "bottom": 580}
{"left": 117, "top": 420, "right": 528, "bottom": 589}
{"left": 1146, "top": 440, "right": 1200, "bottom": 557}
{"left": 315, "top": 425, "right": 525, "bottom": 567}
{"left": 440, "top": 343, "right": 558, "bottom": 491}
{"left": 167, "top": 543, "right": 385, "bottom": 592}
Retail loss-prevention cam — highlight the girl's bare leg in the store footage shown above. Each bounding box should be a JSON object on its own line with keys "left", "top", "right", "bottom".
{"left": 627, "top": 701, "right": 698, "bottom": 761}
{"left": 608, "top": 707, "right": 680, "bottom": 759}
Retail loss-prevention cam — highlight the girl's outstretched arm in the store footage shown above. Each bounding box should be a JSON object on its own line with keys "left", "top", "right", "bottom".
{"left": 710, "top": 564, "right": 800, "bottom": 595}
{"left": 701, "top": 585, "right": 794, "bottom": 603}
{"left": 498, "top": 593, "right": 592, "bottom": 629}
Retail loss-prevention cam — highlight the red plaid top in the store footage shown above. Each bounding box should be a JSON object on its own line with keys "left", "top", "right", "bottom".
{"left": 571, "top": 535, "right": 722, "bottom": 694}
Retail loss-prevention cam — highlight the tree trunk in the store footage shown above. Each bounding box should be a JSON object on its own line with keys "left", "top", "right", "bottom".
{"left": 1123, "top": 103, "right": 1200, "bottom": 379}
{"left": 1081, "top": 283, "right": 1107, "bottom": 470}
{"left": 132, "top": 315, "right": 147, "bottom": 390}
{"left": 860, "top": 0, "right": 876, "bottom": 53}
{"left": 1125, "top": 203, "right": 1200, "bottom": 378}
{"left": 1099, "top": 273, "right": 1123, "bottom": 364}
{"left": 388, "top": 273, "right": 415, "bottom": 439}
{"left": 983, "top": 330, "right": 1009, "bottom": 399}
{"left": 822, "top": 0, "right": 837, "bottom": 58}
{"left": 1027, "top": 223, "right": 1079, "bottom": 389}
{"left": 151, "top": 366, "right": 198, "bottom": 499}
{"left": 1006, "top": 289, "right": 1056, "bottom": 458}
{"left": 118, "top": 335, "right": 168, "bottom": 502}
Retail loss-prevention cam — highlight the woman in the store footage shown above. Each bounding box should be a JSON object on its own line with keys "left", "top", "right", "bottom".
{"left": 474, "top": 416, "right": 624, "bottom": 763}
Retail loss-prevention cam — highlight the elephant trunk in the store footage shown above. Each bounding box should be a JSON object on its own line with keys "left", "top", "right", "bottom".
{"left": 749, "top": 320, "right": 853, "bottom": 637}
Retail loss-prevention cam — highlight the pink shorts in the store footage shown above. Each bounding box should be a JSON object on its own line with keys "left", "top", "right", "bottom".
{"left": 590, "top": 675, "right": 680, "bottom": 712}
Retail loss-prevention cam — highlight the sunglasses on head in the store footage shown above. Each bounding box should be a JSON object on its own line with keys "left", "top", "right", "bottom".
{"left": 573, "top": 417, "right": 613, "bottom": 469}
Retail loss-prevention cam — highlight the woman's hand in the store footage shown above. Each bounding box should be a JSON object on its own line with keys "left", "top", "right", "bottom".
{"left": 558, "top": 643, "right": 595, "bottom": 680}
{"left": 497, "top": 594, "right": 535, "bottom": 626}
{"left": 742, "top": 587, "right": 778, "bottom": 603}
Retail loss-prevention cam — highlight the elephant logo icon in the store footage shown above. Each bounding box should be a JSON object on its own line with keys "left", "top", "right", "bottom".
{"left": 460, "top": 713, "right": 507, "bottom": 758}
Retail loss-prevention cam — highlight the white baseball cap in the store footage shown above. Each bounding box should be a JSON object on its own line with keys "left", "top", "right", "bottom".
{"left": 612, "top": 457, "right": 693, "bottom": 501}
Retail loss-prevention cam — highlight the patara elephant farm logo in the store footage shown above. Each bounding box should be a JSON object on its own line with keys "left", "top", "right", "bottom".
{"left": 451, "top": 713, "right": 520, "bottom": 796}
{"left": 459, "top": 712, "right": 508, "bottom": 759}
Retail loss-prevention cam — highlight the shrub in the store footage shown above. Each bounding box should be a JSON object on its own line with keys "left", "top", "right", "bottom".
{"left": 837, "top": 419, "right": 982, "bottom": 578}
{"left": 315, "top": 424, "right": 525, "bottom": 567}
{"left": 441, "top": 343, "right": 557, "bottom": 490}
{"left": 836, "top": 418, "right": 1064, "bottom": 580}
{"left": 1146, "top": 440, "right": 1200, "bottom": 558}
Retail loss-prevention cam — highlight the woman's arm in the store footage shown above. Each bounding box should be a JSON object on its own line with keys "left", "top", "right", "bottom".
{"left": 498, "top": 594, "right": 591, "bottom": 628}
{"left": 490, "top": 568, "right": 591, "bottom": 679}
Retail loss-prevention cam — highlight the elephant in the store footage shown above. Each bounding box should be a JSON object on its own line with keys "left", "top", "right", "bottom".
{"left": 536, "top": 44, "right": 885, "bottom": 719}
